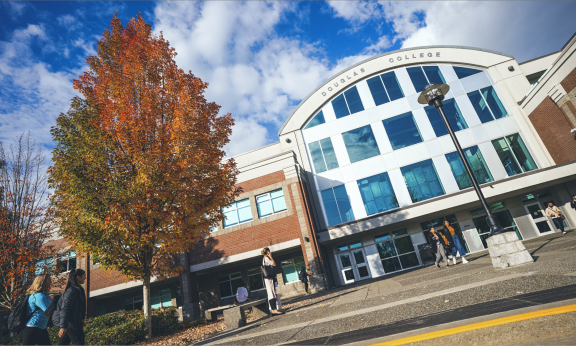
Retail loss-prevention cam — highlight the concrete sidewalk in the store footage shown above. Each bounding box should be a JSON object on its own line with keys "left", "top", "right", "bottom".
{"left": 196, "top": 232, "right": 576, "bottom": 345}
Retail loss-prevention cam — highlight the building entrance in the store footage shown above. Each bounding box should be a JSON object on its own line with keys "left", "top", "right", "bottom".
{"left": 336, "top": 243, "right": 371, "bottom": 284}
{"left": 524, "top": 202, "right": 554, "bottom": 235}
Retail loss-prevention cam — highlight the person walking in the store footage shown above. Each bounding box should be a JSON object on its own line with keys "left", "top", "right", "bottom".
{"left": 298, "top": 266, "right": 311, "bottom": 294}
{"left": 53, "top": 269, "right": 86, "bottom": 345}
{"left": 427, "top": 227, "right": 450, "bottom": 268}
{"left": 546, "top": 202, "right": 566, "bottom": 235}
{"left": 21, "top": 274, "right": 52, "bottom": 346}
{"left": 571, "top": 194, "right": 576, "bottom": 211}
{"left": 261, "top": 247, "right": 283, "bottom": 315}
{"left": 442, "top": 220, "right": 469, "bottom": 264}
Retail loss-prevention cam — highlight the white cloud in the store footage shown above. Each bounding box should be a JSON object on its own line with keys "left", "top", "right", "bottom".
{"left": 362, "top": 35, "right": 392, "bottom": 55}
{"left": 328, "top": 1, "right": 382, "bottom": 24}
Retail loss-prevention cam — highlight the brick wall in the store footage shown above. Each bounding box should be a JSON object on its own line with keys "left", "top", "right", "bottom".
{"left": 529, "top": 96, "right": 576, "bottom": 164}
{"left": 236, "top": 170, "right": 285, "bottom": 192}
{"left": 561, "top": 66, "right": 576, "bottom": 93}
{"left": 89, "top": 267, "right": 127, "bottom": 291}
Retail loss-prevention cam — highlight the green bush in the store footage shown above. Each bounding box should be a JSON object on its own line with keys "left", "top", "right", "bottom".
{"left": 45, "top": 308, "right": 179, "bottom": 345}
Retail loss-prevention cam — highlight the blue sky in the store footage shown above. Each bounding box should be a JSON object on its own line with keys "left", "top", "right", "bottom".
{"left": 1, "top": 1, "right": 576, "bottom": 158}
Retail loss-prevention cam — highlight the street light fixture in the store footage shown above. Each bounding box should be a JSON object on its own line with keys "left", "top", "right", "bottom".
{"left": 418, "top": 83, "right": 506, "bottom": 236}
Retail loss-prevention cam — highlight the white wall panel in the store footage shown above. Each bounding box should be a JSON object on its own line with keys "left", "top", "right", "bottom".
{"left": 351, "top": 156, "right": 387, "bottom": 180}
{"left": 410, "top": 232, "right": 426, "bottom": 245}
{"left": 302, "top": 123, "right": 329, "bottom": 143}
{"left": 471, "top": 125, "right": 490, "bottom": 144}
{"left": 460, "top": 71, "right": 492, "bottom": 93}
{"left": 328, "top": 121, "right": 340, "bottom": 136}
{"left": 426, "top": 139, "right": 443, "bottom": 157}
{"left": 407, "top": 93, "right": 422, "bottom": 110}
{"left": 338, "top": 111, "right": 370, "bottom": 133}
{"left": 330, "top": 135, "right": 351, "bottom": 166}
{"left": 371, "top": 122, "right": 393, "bottom": 154}
{"left": 412, "top": 108, "right": 436, "bottom": 141}
{"left": 447, "top": 80, "right": 465, "bottom": 98}
{"left": 345, "top": 181, "right": 367, "bottom": 219}
{"left": 322, "top": 102, "right": 337, "bottom": 122}
{"left": 455, "top": 94, "right": 482, "bottom": 127}
{"left": 365, "top": 107, "right": 380, "bottom": 124}
{"left": 356, "top": 80, "right": 377, "bottom": 110}
{"left": 395, "top": 68, "right": 417, "bottom": 97}
{"left": 388, "top": 168, "right": 413, "bottom": 207}
{"left": 315, "top": 169, "right": 344, "bottom": 190}
{"left": 437, "top": 135, "right": 457, "bottom": 153}
{"left": 497, "top": 117, "right": 518, "bottom": 136}
{"left": 340, "top": 165, "right": 355, "bottom": 183}
{"left": 478, "top": 141, "right": 508, "bottom": 180}
{"left": 432, "top": 156, "right": 460, "bottom": 194}
{"left": 395, "top": 142, "right": 431, "bottom": 167}
{"left": 439, "top": 64, "right": 458, "bottom": 83}
{"left": 455, "top": 129, "right": 477, "bottom": 148}
{"left": 383, "top": 152, "right": 398, "bottom": 170}
{"left": 482, "top": 120, "right": 504, "bottom": 140}
{"left": 378, "top": 98, "right": 411, "bottom": 120}
{"left": 364, "top": 244, "right": 385, "bottom": 277}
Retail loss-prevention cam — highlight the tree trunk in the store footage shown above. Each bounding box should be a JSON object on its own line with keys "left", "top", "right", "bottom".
{"left": 143, "top": 276, "right": 152, "bottom": 340}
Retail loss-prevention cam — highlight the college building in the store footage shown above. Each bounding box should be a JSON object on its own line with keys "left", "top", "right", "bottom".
{"left": 61, "top": 33, "right": 576, "bottom": 320}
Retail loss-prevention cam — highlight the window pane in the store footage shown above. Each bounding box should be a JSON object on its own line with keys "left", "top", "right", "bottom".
{"left": 219, "top": 282, "right": 233, "bottom": 298}
{"left": 332, "top": 94, "right": 350, "bottom": 119}
{"left": 281, "top": 260, "right": 293, "bottom": 266}
{"left": 218, "top": 274, "right": 230, "bottom": 282}
{"left": 424, "top": 99, "right": 468, "bottom": 137}
{"left": 492, "top": 138, "right": 522, "bottom": 176}
{"left": 344, "top": 87, "right": 365, "bottom": 114}
{"left": 422, "top": 66, "right": 446, "bottom": 85}
{"left": 349, "top": 242, "right": 362, "bottom": 249}
{"left": 256, "top": 194, "right": 270, "bottom": 202}
{"left": 231, "top": 278, "right": 244, "bottom": 295}
{"left": 342, "top": 125, "right": 381, "bottom": 163}
{"left": 305, "top": 111, "right": 326, "bottom": 129}
{"left": 453, "top": 66, "right": 482, "bottom": 79}
{"left": 367, "top": 76, "right": 390, "bottom": 106}
{"left": 270, "top": 189, "right": 283, "bottom": 199}
{"left": 446, "top": 146, "right": 493, "bottom": 190}
{"left": 381, "top": 72, "right": 404, "bottom": 101}
{"left": 237, "top": 199, "right": 250, "bottom": 208}
{"left": 272, "top": 196, "right": 287, "bottom": 213}
{"left": 249, "top": 272, "right": 264, "bottom": 290}
{"left": 377, "top": 241, "right": 397, "bottom": 259}
{"left": 283, "top": 266, "right": 298, "bottom": 283}
{"left": 506, "top": 134, "right": 537, "bottom": 172}
{"left": 68, "top": 257, "right": 76, "bottom": 271}
{"left": 222, "top": 204, "right": 236, "bottom": 213}
{"left": 480, "top": 86, "right": 507, "bottom": 119}
{"left": 382, "top": 112, "right": 423, "bottom": 150}
{"left": 399, "top": 253, "right": 420, "bottom": 269}
{"left": 224, "top": 210, "right": 238, "bottom": 227}
{"left": 309, "top": 141, "right": 327, "bottom": 173}
{"left": 401, "top": 159, "right": 445, "bottom": 202}
{"left": 393, "top": 229, "right": 407, "bottom": 237}
{"left": 357, "top": 172, "right": 398, "bottom": 216}
{"left": 151, "top": 297, "right": 161, "bottom": 310}
{"left": 467, "top": 90, "right": 495, "bottom": 123}
{"left": 407, "top": 67, "right": 429, "bottom": 92}
{"left": 446, "top": 152, "right": 472, "bottom": 189}
{"left": 161, "top": 292, "right": 172, "bottom": 307}
{"left": 375, "top": 233, "right": 391, "bottom": 242}
{"left": 257, "top": 199, "right": 273, "bottom": 217}
{"left": 320, "top": 138, "right": 339, "bottom": 170}
{"left": 294, "top": 256, "right": 305, "bottom": 265}
{"left": 394, "top": 236, "right": 414, "bottom": 255}
{"left": 494, "top": 210, "right": 516, "bottom": 228}
{"left": 382, "top": 257, "right": 402, "bottom": 273}
{"left": 333, "top": 185, "right": 355, "bottom": 223}
{"left": 321, "top": 189, "right": 341, "bottom": 226}
{"left": 237, "top": 205, "right": 253, "bottom": 223}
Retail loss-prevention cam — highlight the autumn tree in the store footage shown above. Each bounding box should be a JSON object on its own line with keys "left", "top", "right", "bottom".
{"left": 0, "top": 133, "right": 58, "bottom": 310}
{"left": 49, "top": 14, "right": 239, "bottom": 338}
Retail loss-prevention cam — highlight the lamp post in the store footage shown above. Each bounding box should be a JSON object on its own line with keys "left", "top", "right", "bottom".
{"left": 418, "top": 83, "right": 506, "bottom": 236}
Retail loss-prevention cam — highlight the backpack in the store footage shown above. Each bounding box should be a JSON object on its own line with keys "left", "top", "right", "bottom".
{"left": 43, "top": 295, "right": 61, "bottom": 326}
{"left": 7, "top": 295, "right": 39, "bottom": 336}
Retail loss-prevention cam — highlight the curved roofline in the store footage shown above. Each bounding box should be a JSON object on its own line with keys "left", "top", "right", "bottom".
{"left": 278, "top": 45, "right": 514, "bottom": 136}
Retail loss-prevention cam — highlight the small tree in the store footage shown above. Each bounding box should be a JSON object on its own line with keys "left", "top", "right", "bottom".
{"left": 49, "top": 14, "right": 239, "bottom": 338}
{"left": 0, "top": 133, "right": 58, "bottom": 310}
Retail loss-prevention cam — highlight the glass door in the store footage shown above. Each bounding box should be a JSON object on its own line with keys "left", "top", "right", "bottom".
{"left": 338, "top": 252, "right": 356, "bottom": 284}
{"left": 351, "top": 248, "right": 371, "bottom": 281}
{"left": 525, "top": 202, "right": 553, "bottom": 235}
{"left": 472, "top": 209, "right": 522, "bottom": 248}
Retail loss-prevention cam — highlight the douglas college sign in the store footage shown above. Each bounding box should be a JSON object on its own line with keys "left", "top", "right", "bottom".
{"left": 321, "top": 51, "right": 442, "bottom": 97}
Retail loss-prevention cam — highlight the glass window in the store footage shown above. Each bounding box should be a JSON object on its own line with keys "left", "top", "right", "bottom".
{"left": 424, "top": 99, "right": 468, "bottom": 137}
{"left": 381, "top": 72, "right": 404, "bottom": 101}
{"left": 492, "top": 134, "right": 537, "bottom": 177}
{"left": 407, "top": 67, "right": 429, "bottom": 92}
{"left": 282, "top": 256, "right": 305, "bottom": 284}
{"left": 401, "top": 159, "right": 445, "bottom": 203}
{"left": 344, "top": 87, "right": 365, "bottom": 114}
{"left": 321, "top": 185, "right": 355, "bottom": 226}
{"left": 342, "top": 125, "right": 381, "bottom": 163}
{"left": 376, "top": 229, "right": 418, "bottom": 273}
{"left": 309, "top": 137, "right": 339, "bottom": 173}
{"left": 332, "top": 94, "right": 350, "bottom": 119}
{"left": 97, "top": 303, "right": 106, "bottom": 316}
{"left": 470, "top": 202, "right": 506, "bottom": 217}
{"left": 357, "top": 172, "right": 399, "bottom": 216}
{"left": 57, "top": 252, "right": 76, "bottom": 273}
{"left": 256, "top": 189, "right": 287, "bottom": 217}
{"left": 124, "top": 296, "right": 143, "bottom": 311}
{"left": 382, "top": 112, "right": 423, "bottom": 150}
{"left": 445, "top": 146, "right": 494, "bottom": 190}
{"left": 467, "top": 86, "right": 508, "bottom": 123}
{"left": 35, "top": 258, "right": 53, "bottom": 276}
{"left": 151, "top": 289, "right": 172, "bottom": 310}
{"left": 367, "top": 76, "right": 390, "bottom": 106}
{"left": 248, "top": 267, "right": 265, "bottom": 291}
{"left": 473, "top": 209, "right": 521, "bottom": 248}
{"left": 223, "top": 199, "right": 252, "bottom": 227}
{"left": 218, "top": 272, "right": 243, "bottom": 298}
{"left": 453, "top": 66, "right": 482, "bottom": 79}
{"left": 422, "top": 66, "right": 446, "bottom": 85}
{"left": 305, "top": 111, "right": 325, "bottom": 129}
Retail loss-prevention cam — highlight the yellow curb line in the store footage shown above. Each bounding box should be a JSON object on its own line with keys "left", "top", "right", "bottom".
{"left": 370, "top": 303, "right": 576, "bottom": 345}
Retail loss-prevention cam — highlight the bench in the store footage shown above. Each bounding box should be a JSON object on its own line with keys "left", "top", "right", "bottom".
{"left": 222, "top": 299, "right": 269, "bottom": 330}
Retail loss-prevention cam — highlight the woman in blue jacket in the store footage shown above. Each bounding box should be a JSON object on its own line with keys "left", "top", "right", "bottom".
{"left": 22, "top": 274, "right": 52, "bottom": 346}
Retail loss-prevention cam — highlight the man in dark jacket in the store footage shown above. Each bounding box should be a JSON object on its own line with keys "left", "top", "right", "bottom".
{"left": 53, "top": 269, "right": 86, "bottom": 345}
{"left": 571, "top": 194, "right": 576, "bottom": 211}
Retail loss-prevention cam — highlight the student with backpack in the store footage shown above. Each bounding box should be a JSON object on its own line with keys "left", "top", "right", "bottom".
{"left": 52, "top": 269, "right": 86, "bottom": 345}
{"left": 21, "top": 274, "right": 53, "bottom": 346}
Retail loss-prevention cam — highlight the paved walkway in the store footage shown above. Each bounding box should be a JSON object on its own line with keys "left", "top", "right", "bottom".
{"left": 196, "top": 231, "right": 576, "bottom": 345}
